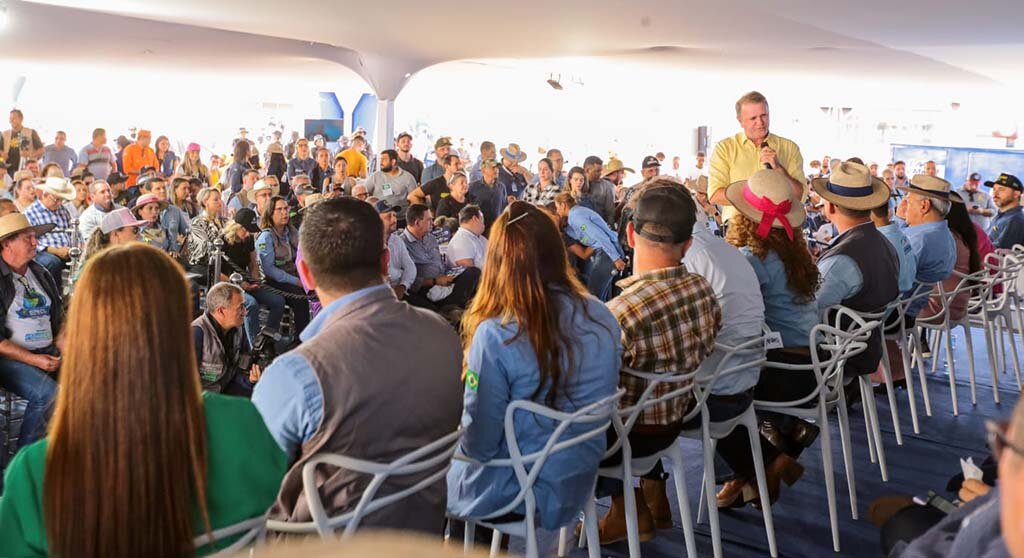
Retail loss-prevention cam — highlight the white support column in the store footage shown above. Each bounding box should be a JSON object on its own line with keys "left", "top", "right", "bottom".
{"left": 374, "top": 98, "right": 395, "bottom": 153}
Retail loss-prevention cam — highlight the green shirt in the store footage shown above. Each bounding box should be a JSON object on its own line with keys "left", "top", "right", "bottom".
{"left": 0, "top": 393, "right": 288, "bottom": 557}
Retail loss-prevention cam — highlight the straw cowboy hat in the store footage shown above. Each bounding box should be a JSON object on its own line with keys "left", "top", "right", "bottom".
{"left": 499, "top": 143, "right": 527, "bottom": 163}
{"left": 601, "top": 157, "right": 634, "bottom": 178}
{"left": 725, "top": 169, "right": 805, "bottom": 240}
{"left": 0, "top": 213, "right": 55, "bottom": 243}
{"left": 35, "top": 176, "right": 77, "bottom": 202}
{"left": 811, "top": 161, "right": 890, "bottom": 211}
{"left": 897, "top": 175, "right": 964, "bottom": 204}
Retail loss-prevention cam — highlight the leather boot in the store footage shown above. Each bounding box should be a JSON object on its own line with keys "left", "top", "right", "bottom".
{"left": 716, "top": 478, "right": 748, "bottom": 508}
{"left": 640, "top": 478, "right": 673, "bottom": 529}
{"left": 750, "top": 453, "right": 805, "bottom": 508}
{"left": 596, "top": 488, "right": 656, "bottom": 545}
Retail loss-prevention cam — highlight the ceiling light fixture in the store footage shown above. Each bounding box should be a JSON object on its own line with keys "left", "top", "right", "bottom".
{"left": 546, "top": 73, "right": 563, "bottom": 91}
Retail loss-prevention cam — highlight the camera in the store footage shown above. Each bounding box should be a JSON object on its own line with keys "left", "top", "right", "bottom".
{"left": 237, "top": 328, "right": 278, "bottom": 375}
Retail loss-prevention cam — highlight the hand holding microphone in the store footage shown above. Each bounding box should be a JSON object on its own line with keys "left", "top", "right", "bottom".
{"left": 759, "top": 141, "right": 777, "bottom": 170}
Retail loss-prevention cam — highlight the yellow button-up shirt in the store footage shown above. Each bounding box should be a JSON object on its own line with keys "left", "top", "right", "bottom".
{"left": 709, "top": 132, "right": 806, "bottom": 223}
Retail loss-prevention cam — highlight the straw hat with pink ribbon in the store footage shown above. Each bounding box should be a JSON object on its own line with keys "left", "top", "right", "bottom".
{"left": 724, "top": 169, "right": 805, "bottom": 240}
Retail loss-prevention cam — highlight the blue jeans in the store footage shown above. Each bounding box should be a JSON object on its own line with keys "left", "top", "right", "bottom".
{"left": 242, "top": 287, "right": 286, "bottom": 345}
{"left": 585, "top": 250, "right": 618, "bottom": 302}
{"left": 33, "top": 251, "right": 66, "bottom": 285}
{"left": 0, "top": 351, "right": 58, "bottom": 450}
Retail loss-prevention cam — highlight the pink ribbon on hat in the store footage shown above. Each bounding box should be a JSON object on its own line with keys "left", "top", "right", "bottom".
{"left": 742, "top": 184, "right": 794, "bottom": 240}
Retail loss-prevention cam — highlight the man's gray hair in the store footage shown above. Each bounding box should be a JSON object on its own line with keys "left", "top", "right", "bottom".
{"left": 207, "top": 282, "right": 243, "bottom": 312}
{"left": 88, "top": 180, "right": 109, "bottom": 194}
{"left": 930, "top": 198, "right": 951, "bottom": 217}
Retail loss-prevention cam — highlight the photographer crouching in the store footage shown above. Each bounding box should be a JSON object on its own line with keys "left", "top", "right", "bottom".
{"left": 192, "top": 281, "right": 272, "bottom": 397}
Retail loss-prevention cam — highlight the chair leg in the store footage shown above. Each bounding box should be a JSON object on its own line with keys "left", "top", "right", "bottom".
{"left": 944, "top": 325, "right": 959, "bottom": 416}
{"left": 930, "top": 329, "right": 943, "bottom": 375}
{"left": 667, "top": 443, "right": 698, "bottom": 558}
{"left": 700, "top": 427, "right": 722, "bottom": 558}
{"left": 819, "top": 405, "right": 840, "bottom": 552}
{"left": 1003, "top": 314, "right": 1023, "bottom": 390}
{"left": 490, "top": 529, "right": 502, "bottom": 558}
{"left": 880, "top": 338, "right": 905, "bottom": 444}
{"left": 835, "top": 395, "right": 858, "bottom": 520}
{"left": 861, "top": 376, "right": 889, "bottom": 482}
{"left": 860, "top": 380, "right": 877, "bottom": 464}
{"left": 911, "top": 330, "right": 933, "bottom": 417}
{"left": 960, "top": 323, "right": 978, "bottom": 405}
{"left": 583, "top": 495, "right": 602, "bottom": 558}
{"left": 899, "top": 335, "right": 922, "bottom": 434}
{"left": 985, "top": 320, "right": 1001, "bottom": 404}
{"left": 620, "top": 454, "right": 641, "bottom": 558}
{"left": 464, "top": 521, "right": 476, "bottom": 553}
{"left": 557, "top": 527, "right": 569, "bottom": 558}
{"left": 743, "top": 410, "right": 778, "bottom": 558}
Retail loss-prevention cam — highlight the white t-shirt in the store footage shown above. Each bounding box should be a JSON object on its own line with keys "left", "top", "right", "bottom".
{"left": 447, "top": 227, "right": 487, "bottom": 270}
{"left": 7, "top": 268, "right": 53, "bottom": 350}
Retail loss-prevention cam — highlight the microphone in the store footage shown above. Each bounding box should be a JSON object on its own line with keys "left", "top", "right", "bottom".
{"left": 760, "top": 141, "right": 772, "bottom": 170}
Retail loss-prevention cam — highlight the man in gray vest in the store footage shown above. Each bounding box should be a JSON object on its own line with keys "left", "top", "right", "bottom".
{"left": 253, "top": 197, "right": 463, "bottom": 533}
{"left": 191, "top": 282, "right": 258, "bottom": 396}
{"left": 811, "top": 161, "right": 900, "bottom": 377}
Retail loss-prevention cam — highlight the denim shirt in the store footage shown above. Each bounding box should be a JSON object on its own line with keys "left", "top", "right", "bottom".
{"left": 877, "top": 223, "right": 918, "bottom": 295}
{"left": 901, "top": 220, "right": 956, "bottom": 317}
{"left": 447, "top": 293, "right": 621, "bottom": 530}
{"left": 256, "top": 227, "right": 300, "bottom": 287}
{"left": 159, "top": 205, "right": 191, "bottom": 253}
{"left": 566, "top": 206, "right": 624, "bottom": 261}
{"left": 740, "top": 247, "right": 818, "bottom": 348}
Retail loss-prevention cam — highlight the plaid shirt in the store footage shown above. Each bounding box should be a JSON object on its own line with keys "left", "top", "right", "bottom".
{"left": 24, "top": 200, "right": 72, "bottom": 250}
{"left": 524, "top": 184, "right": 562, "bottom": 206}
{"left": 607, "top": 265, "right": 721, "bottom": 425}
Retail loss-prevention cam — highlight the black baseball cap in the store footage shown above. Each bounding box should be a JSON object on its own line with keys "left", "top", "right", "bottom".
{"left": 985, "top": 173, "right": 1022, "bottom": 191}
{"left": 233, "top": 207, "right": 260, "bottom": 233}
{"left": 107, "top": 171, "right": 128, "bottom": 185}
{"left": 374, "top": 199, "right": 399, "bottom": 214}
{"left": 642, "top": 155, "right": 661, "bottom": 169}
{"left": 968, "top": 172, "right": 981, "bottom": 181}
{"left": 632, "top": 186, "right": 696, "bottom": 244}
{"left": 396, "top": 131, "right": 413, "bottom": 141}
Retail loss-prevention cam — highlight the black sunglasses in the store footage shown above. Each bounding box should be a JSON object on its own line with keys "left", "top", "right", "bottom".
{"left": 986, "top": 420, "right": 1024, "bottom": 461}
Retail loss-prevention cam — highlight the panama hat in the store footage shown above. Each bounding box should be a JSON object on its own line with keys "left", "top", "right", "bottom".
{"left": 35, "top": 176, "right": 77, "bottom": 202}
{"left": 811, "top": 161, "right": 890, "bottom": 210}
{"left": 0, "top": 213, "right": 55, "bottom": 243}
{"left": 898, "top": 175, "right": 963, "bottom": 204}
{"left": 601, "top": 157, "right": 635, "bottom": 177}
{"left": 724, "top": 169, "right": 805, "bottom": 240}
{"left": 685, "top": 175, "right": 709, "bottom": 195}
{"left": 499, "top": 143, "right": 527, "bottom": 163}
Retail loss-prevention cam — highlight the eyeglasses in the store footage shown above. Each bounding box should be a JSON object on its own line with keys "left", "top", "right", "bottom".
{"left": 986, "top": 419, "right": 1024, "bottom": 461}
{"left": 355, "top": 192, "right": 368, "bottom": 199}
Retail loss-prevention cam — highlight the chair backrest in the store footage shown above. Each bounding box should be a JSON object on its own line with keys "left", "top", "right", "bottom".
{"left": 268, "top": 428, "right": 464, "bottom": 539}
{"left": 453, "top": 388, "right": 625, "bottom": 521}
{"left": 688, "top": 334, "right": 768, "bottom": 419}
{"left": 756, "top": 306, "right": 878, "bottom": 409}
{"left": 982, "top": 252, "right": 1023, "bottom": 311}
{"left": 192, "top": 515, "right": 267, "bottom": 558}
{"left": 603, "top": 367, "right": 700, "bottom": 458}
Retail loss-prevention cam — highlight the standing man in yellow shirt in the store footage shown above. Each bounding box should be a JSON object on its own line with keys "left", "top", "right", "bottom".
{"left": 339, "top": 135, "right": 369, "bottom": 179}
{"left": 709, "top": 91, "right": 806, "bottom": 224}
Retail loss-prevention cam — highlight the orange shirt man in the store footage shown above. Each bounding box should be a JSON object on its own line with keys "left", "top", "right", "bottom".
{"left": 121, "top": 129, "right": 159, "bottom": 187}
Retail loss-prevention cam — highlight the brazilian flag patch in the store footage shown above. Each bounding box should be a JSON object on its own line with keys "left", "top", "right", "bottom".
{"left": 465, "top": 369, "right": 479, "bottom": 391}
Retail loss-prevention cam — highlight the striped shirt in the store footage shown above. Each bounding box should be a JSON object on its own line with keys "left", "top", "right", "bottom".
{"left": 607, "top": 264, "right": 722, "bottom": 425}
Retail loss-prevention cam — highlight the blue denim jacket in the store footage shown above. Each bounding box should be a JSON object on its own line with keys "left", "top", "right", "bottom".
{"left": 160, "top": 205, "right": 191, "bottom": 253}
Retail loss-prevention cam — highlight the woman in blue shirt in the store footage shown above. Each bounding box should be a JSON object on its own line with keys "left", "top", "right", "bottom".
{"left": 720, "top": 169, "right": 820, "bottom": 507}
{"left": 255, "top": 196, "right": 309, "bottom": 336}
{"left": 133, "top": 193, "right": 172, "bottom": 253}
{"left": 555, "top": 192, "right": 626, "bottom": 302}
{"left": 448, "top": 201, "right": 622, "bottom": 532}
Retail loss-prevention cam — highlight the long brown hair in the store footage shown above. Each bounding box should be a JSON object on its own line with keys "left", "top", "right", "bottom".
{"left": 461, "top": 201, "right": 593, "bottom": 407}
{"left": 44, "top": 243, "right": 211, "bottom": 557}
{"left": 726, "top": 214, "right": 819, "bottom": 303}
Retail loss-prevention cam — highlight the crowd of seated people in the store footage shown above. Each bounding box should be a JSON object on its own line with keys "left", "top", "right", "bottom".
{"left": 0, "top": 97, "right": 1022, "bottom": 557}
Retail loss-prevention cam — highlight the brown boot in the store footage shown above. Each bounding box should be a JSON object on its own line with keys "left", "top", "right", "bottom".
{"left": 640, "top": 478, "right": 673, "bottom": 529}
{"left": 716, "top": 478, "right": 748, "bottom": 508}
{"left": 597, "top": 489, "right": 656, "bottom": 545}
{"left": 750, "top": 453, "right": 805, "bottom": 508}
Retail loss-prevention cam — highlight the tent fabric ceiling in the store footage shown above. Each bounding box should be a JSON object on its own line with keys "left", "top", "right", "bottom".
{"left": 13, "top": 0, "right": 1024, "bottom": 97}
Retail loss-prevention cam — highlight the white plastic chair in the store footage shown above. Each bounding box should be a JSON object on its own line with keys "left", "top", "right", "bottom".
{"left": 193, "top": 515, "right": 267, "bottom": 558}
{"left": 880, "top": 282, "right": 939, "bottom": 435}
{"left": 753, "top": 308, "right": 878, "bottom": 553}
{"left": 266, "top": 428, "right": 463, "bottom": 539}
{"left": 455, "top": 388, "right": 626, "bottom": 558}
{"left": 977, "top": 252, "right": 1024, "bottom": 390}
{"left": 574, "top": 368, "right": 701, "bottom": 558}
{"left": 917, "top": 270, "right": 990, "bottom": 411}
{"left": 685, "top": 335, "right": 776, "bottom": 558}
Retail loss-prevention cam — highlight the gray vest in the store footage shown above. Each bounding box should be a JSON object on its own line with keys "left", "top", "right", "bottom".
{"left": 192, "top": 312, "right": 243, "bottom": 392}
{"left": 820, "top": 222, "right": 900, "bottom": 376}
{"left": 269, "top": 287, "right": 464, "bottom": 533}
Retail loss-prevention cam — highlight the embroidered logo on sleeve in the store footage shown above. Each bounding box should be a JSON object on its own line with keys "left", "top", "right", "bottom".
{"left": 465, "top": 369, "right": 479, "bottom": 391}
